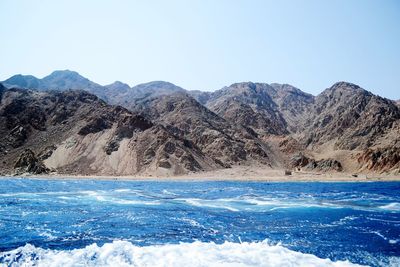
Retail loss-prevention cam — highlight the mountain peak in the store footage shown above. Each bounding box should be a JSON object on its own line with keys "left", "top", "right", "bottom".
{"left": 3, "top": 74, "right": 41, "bottom": 89}
{"left": 109, "top": 81, "right": 129, "bottom": 86}
{"left": 106, "top": 81, "right": 130, "bottom": 88}
{"left": 228, "top": 81, "right": 256, "bottom": 89}
{"left": 319, "top": 81, "right": 372, "bottom": 99}
{"left": 44, "top": 70, "right": 86, "bottom": 81}
{"left": 39, "top": 70, "right": 102, "bottom": 92}
{"left": 133, "top": 81, "right": 185, "bottom": 92}
{"left": 104, "top": 81, "right": 131, "bottom": 93}
{"left": 330, "top": 81, "right": 362, "bottom": 91}
{"left": 136, "top": 81, "right": 181, "bottom": 88}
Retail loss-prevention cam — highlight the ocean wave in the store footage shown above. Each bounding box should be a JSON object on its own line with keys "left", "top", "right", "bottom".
{"left": 379, "top": 202, "right": 400, "bottom": 211}
{"left": 2, "top": 189, "right": 399, "bottom": 213}
{"left": 177, "top": 198, "right": 241, "bottom": 211}
{"left": 172, "top": 196, "right": 400, "bottom": 213}
{"left": 84, "top": 192, "right": 161, "bottom": 206}
{"left": 174, "top": 197, "right": 343, "bottom": 212}
{"left": 114, "top": 189, "right": 131, "bottom": 193}
{"left": 0, "top": 240, "right": 364, "bottom": 267}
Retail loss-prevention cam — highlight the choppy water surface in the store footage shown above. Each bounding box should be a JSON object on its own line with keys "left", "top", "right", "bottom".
{"left": 0, "top": 178, "right": 399, "bottom": 266}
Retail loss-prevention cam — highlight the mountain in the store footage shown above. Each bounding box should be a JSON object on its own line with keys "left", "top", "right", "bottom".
{"left": 105, "top": 81, "right": 186, "bottom": 111}
{"left": 110, "top": 81, "right": 399, "bottom": 174}
{"left": 3, "top": 70, "right": 107, "bottom": 100}
{"left": 104, "top": 81, "right": 131, "bottom": 94}
{"left": 123, "top": 90, "right": 278, "bottom": 167}
{"left": 190, "top": 82, "right": 314, "bottom": 135}
{"left": 1, "top": 71, "right": 399, "bottom": 175}
{"left": 2, "top": 72, "right": 185, "bottom": 107}
{"left": 197, "top": 82, "right": 289, "bottom": 136}
{"left": 300, "top": 82, "right": 400, "bottom": 150}
{"left": 288, "top": 82, "right": 400, "bottom": 174}
{"left": 0, "top": 86, "right": 275, "bottom": 176}
{"left": 0, "top": 88, "right": 177, "bottom": 175}
{"left": 267, "top": 83, "right": 315, "bottom": 133}
{"left": 3, "top": 74, "right": 41, "bottom": 89}
{"left": 41, "top": 70, "right": 99, "bottom": 90}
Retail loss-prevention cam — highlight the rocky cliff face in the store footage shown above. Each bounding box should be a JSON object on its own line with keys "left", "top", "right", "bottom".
{"left": 2, "top": 71, "right": 399, "bottom": 175}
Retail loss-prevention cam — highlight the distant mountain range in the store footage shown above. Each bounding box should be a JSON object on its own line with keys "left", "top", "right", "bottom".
{"left": 1, "top": 70, "right": 399, "bottom": 176}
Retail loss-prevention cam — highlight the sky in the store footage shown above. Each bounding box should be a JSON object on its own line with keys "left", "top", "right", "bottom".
{"left": 1, "top": 0, "right": 399, "bottom": 99}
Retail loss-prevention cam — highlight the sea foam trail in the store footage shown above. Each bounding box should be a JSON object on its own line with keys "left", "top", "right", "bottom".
{"left": 0, "top": 240, "right": 363, "bottom": 267}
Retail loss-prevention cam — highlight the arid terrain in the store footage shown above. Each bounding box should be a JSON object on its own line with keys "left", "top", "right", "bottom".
{"left": 1, "top": 70, "right": 399, "bottom": 178}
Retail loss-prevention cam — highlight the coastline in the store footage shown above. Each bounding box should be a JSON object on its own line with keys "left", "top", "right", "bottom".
{"left": 2, "top": 167, "right": 400, "bottom": 182}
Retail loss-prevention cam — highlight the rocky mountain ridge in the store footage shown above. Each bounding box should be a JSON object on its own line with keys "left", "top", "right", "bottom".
{"left": 2, "top": 71, "right": 399, "bottom": 175}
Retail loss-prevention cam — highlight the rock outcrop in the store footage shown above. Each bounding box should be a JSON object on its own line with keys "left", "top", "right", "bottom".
{"left": 14, "top": 149, "right": 49, "bottom": 174}
{"left": 357, "top": 146, "right": 400, "bottom": 174}
{"left": 290, "top": 153, "right": 343, "bottom": 172}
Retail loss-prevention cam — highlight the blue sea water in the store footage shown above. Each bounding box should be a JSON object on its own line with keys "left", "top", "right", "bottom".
{"left": 0, "top": 178, "right": 399, "bottom": 267}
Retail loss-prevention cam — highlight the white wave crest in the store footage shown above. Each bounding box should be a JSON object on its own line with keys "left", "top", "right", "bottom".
{"left": 0, "top": 240, "right": 363, "bottom": 267}
{"left": 379, "top": 202, "right": 400, "bottom": 211}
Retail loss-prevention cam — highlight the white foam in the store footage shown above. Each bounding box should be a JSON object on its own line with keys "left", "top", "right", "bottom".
{"left": 178, "top": 198, "right": 240, "bottom": 211}
{"left": 379, "top": 202, "right": 400, "bottom": 211}
{"left": 81, "top": 191, "right": 160, "bottom": 206}
{"left": 114, "top": 189, "right": 131, "bottom": 193}
{"left": 176, "top": 196, "right": 400, "bottom": 213}
{"left": 161, "top": 189, "right": 177, "bottom": 196}
{"left": 0, "top": 240, "right": 364, "bottom": 267}
{"left": 177, "top": 197, "right": 343, "bottom": 212}
{"left": 180, "top": 218, "right": 202, "bottom": 227}
{"left": 370, "top": 230, "right": 387, "bottom": 240}
{"left": 108, "top": 199, "right": 160, "bottom": 205}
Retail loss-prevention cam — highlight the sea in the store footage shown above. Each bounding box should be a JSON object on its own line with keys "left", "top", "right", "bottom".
{"left": 0, "top": 178, "right": 399, "bottom": 267}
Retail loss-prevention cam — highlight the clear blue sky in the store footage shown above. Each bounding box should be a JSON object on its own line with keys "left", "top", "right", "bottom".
{"left": 1, "top": 0, "right": 399, "bottom": 99}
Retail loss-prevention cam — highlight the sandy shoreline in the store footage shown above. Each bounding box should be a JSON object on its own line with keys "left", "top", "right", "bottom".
{"left": 2, "top": 167, "right": 399, "bottom": 182}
